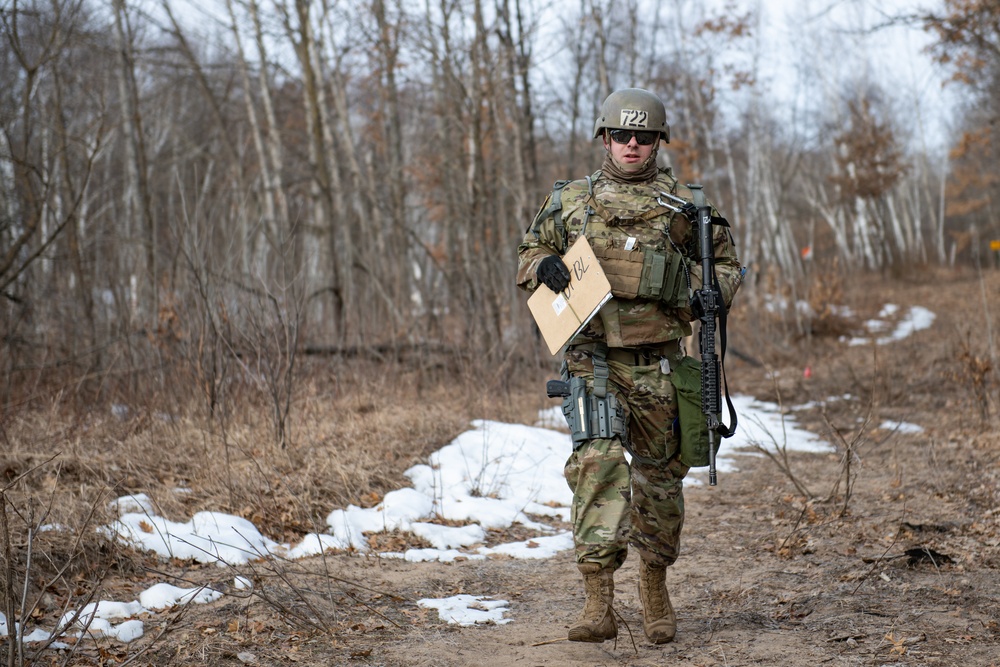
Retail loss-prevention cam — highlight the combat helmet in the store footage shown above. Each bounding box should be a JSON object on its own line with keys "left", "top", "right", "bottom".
{"left": 593, "top": 88, "right": 670, "bottom": 143}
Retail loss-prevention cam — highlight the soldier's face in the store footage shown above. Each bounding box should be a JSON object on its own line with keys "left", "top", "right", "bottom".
{"left": 605, "top": 131, "right": 656, "bottom": 172}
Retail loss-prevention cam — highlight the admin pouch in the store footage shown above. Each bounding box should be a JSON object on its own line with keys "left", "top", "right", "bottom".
{"left": 592, "top": 243, "right": 688, "bottom": 307}
{"left": 668, "top": 355, "right": 712, "bottom": 467}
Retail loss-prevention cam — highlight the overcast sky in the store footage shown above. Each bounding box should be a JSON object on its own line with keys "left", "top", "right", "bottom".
{"left": 751, "top": 0, "right": 953, "bottom": 150}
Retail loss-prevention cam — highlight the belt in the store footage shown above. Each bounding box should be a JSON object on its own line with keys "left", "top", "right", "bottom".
{"left": 570, "top": 340, "right": 681, "bottom": 366}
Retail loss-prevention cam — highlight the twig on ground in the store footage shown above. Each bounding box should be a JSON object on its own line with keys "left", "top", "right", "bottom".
{"left": 748, "top": 368, "right": 815, "bottom": 499}
{"left": 531, "top": 637, "right": 568, "bottom": 646}
{"left": 852, "top": 504, "right": 907, "bottom": 595}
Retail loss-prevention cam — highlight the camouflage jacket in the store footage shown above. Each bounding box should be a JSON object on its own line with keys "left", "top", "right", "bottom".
{"left": 516, "top": 168, "right": 742, "bottom": 348}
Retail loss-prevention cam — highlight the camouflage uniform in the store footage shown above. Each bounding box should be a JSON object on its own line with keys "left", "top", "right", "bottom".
{"left": 516, "top": 168, "right": 742, "bottom": 571}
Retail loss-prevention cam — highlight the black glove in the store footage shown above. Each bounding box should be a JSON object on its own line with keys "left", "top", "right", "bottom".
{"left": 536, "top": 255, "right": 571, "bottom": 292}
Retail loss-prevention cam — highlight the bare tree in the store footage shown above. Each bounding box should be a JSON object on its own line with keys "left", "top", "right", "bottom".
{"left": 112, "top": 0, "right": 157, "bottom": 321}
{"left": 0, "top": 0, "right": 984, "bottom": 414}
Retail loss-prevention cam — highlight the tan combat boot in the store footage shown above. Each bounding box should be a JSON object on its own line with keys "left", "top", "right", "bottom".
{"left": 568, "top": 562, "right": 617, "bottom": 642}
{"left": 638, "top": 559, "right": 676, "bottom": 643}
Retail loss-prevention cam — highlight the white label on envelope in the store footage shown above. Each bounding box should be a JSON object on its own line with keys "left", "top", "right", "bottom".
{"left": 551, "top": 294, "right": 568, "bottom": 316}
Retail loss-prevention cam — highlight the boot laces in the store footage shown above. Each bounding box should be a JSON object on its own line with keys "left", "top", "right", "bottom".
{"left": 584, "top": 571, "right": 612, "bottom": 615}
{"left": 642, "top": 563, "right": 668, "bottom": 615}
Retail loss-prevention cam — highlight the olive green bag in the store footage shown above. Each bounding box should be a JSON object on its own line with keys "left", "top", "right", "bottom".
{"left": 669, "top": 356, "right": 712, "bottom": 467}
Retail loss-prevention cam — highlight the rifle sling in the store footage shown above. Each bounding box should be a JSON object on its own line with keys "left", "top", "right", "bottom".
{"left": 714, "top": 267, "right": 738, "bottom": 439}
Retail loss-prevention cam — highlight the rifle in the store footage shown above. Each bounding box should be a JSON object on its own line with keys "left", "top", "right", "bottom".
{"left": 688, "top": 184, "right": 737, "bottom": 486}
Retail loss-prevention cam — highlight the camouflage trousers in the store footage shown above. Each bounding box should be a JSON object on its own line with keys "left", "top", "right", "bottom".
{"left": 562, "top": 348, "right": 690, "bottom": 571}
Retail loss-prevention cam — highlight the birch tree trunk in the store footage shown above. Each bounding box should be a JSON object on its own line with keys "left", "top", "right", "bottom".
{"left": 112, "top": 0, "right": 157, "bottom": 322}
{"left": 225, "top": 0, "right": 276, "bottom": 274}
{"left": 563, "top": 0, "right": 593, "bottom": 178}
{"left": 279, "top": 0, "right": 344, "bottom": 337}
{"left": 249, "top": 0, "right": 290, "bottom": 253}
{"left": 588, "top": 0, "right": 611, "bottom": 101}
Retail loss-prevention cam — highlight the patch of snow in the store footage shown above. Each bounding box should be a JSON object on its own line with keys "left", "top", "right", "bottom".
{"left": 879, "top": 420, "right": 924, "bottom": 434}
{"left": 417, "top": 595, "right": 512, "bottom": 626}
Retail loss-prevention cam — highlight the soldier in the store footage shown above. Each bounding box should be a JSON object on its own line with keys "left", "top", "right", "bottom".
{"left": 516, "top": 88, "right": 742, "bottom": 644}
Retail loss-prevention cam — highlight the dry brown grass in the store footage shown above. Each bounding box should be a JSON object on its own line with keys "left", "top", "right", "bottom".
{"left": 0, "top": 351, "right": 555, "bottom": 658}
{"left": 5, "top": 355, "right": 550, "bottom": 515}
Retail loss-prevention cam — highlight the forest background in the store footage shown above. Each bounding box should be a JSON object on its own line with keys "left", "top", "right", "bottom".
{"left": 5, "top": 0, "right": 1000, "bottom": 385}
{"left": 2, "top": 1, "right": 1000, "bottom": 662}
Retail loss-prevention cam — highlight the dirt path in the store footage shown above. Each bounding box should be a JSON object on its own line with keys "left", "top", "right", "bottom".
{"left": 362, "top": 446, "right": 999, "bottom": 667}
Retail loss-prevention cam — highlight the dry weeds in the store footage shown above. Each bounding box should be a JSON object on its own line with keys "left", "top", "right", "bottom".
{"left": 2, "top": 268, "right": 999, "bottom": 666}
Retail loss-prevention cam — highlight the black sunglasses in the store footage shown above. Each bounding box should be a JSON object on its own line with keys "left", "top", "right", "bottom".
{"left": 609, "top": 129, "right": 659, "bottom": 145}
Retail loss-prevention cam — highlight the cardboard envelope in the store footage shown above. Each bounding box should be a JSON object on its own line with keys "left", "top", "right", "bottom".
{"left": 527, "top": 236, "right": 613, "bottom": 355}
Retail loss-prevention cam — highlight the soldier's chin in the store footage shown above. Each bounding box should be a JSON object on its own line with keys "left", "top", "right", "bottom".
{"left": 615, "top": 159, "right": 644, "bottom": 172}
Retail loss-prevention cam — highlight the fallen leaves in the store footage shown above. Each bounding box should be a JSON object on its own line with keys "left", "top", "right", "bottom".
{"left": 227, "top": 620, "right": 271, "bottom": 636}
{"left": 884, "top": 631, "right": 926, "bottom": 655}
{"left": 365, "top": 529, "right": 432, "bottom": 552}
